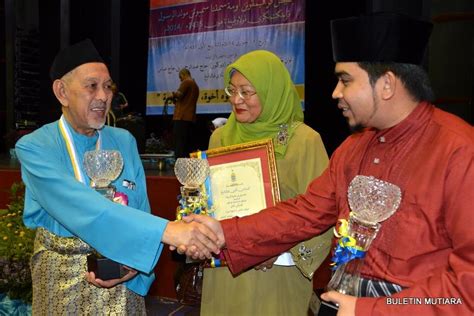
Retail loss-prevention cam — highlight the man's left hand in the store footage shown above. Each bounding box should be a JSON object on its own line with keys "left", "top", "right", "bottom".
{"left": 85, "top": 266, "right": 138, "bottom": 288}
{"left": 254, "top": 256, "right": 278, "bottom": 271}
{"left": 320, "top": 291, "right": 356, "bottom": 316}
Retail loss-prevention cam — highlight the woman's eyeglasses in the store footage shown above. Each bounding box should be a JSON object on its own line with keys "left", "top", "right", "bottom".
{"left": 224, "top": 86, "right": 257, "bottom": 100}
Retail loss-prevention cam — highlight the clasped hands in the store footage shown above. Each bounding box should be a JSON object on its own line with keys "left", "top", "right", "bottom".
{"left": 164, "top": 215, "right": 276, "bottom": 271}
{"left": 162, "top": 215, "right": 357, "bottom": 315}
{"left": 163, "top": 214, "right": 225, "bottom": 260}
{"left": 86, "top": 214, "right": 223, "bottom": 287}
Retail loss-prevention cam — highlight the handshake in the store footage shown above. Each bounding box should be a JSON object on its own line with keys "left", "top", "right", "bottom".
{"left": 162, "top": 214, "right": 225, "bottom": 260}
{"left": 85, "top": 214, "right": 223, "bottom": 289}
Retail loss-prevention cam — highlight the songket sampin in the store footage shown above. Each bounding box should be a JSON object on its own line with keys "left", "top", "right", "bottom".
{"left": 320, "top": 175, "right": 401, "bottom": 315}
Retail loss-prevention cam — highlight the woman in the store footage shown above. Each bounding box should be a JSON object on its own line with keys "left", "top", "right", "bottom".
{"left": 201, "top": 50, "right": 333, "bottom": 315}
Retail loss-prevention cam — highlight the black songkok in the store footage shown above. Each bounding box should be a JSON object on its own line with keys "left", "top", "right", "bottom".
{"left": 49, "top": 39, "right": 104, "bottom": 80}
{"left": 331, "top": 12, "right": 433, "bottom": 65}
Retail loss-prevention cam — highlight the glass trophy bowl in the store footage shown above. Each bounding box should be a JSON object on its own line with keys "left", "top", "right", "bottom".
{"left": 326, "top": 176, "right": 402, "bottom": 298}
{"left": 348, "top": 175, "right": 402, "bottom": 225}
{"left": 83, "top": 149, "right": 124, "bottom": 200}
{"left": 174, "top": 158, "right": 210, "bottom": 189}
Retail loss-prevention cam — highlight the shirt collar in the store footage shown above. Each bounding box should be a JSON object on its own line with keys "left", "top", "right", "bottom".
{"left": 372, "top": 101, "right": 433, "bottom": 144}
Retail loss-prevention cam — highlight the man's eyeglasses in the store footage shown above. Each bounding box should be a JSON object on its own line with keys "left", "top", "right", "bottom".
{"left": 224, "top": 86, "right": 257, "bottom": 100}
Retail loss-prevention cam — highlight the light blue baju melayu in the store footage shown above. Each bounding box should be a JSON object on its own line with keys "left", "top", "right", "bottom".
{"left": 15, "top": 119, "right": 167, "bottom": 299}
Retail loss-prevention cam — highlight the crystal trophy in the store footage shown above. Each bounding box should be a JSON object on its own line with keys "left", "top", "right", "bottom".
{"left": 83, "top": 149, "right": 124, "bottom": 199}
{"left": 319, "top": 175, "right": 402, "bottom": 315}
{"left": 174, "top": 158, "right": 211, "bottom": 302}
{"left": 83, "top": 149, "right": 127, "bottom": 280}
{"left": 174, "top": 158, "right": 210, "bottom": 218}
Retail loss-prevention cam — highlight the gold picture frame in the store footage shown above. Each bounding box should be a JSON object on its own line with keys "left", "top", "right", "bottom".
{"left": 191, "top": 139, "right": 280, "bottom": 220}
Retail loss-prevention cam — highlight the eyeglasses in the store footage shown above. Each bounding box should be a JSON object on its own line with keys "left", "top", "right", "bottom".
{"left": 224, "top": 86, "right": 257, "bottom": 100}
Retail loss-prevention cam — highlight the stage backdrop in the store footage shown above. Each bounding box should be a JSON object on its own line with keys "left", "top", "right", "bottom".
{"left": 146, "top": 0, "right": 305, "bottom": 115}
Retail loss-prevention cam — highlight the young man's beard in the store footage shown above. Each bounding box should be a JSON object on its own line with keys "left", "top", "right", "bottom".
{"left": 349, "top": 122, "right": 365, "bottom": 133}
{"left": 349, "top": 94, "right": 378, "bottom": 133}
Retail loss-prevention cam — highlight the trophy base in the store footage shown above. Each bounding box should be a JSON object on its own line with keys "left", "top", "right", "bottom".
{"left": 95, "top": 186, "right": 116, "bottom": 200}
{"left": 87, "top": 253, "right": 127, "bottom": 280}
{"left": 317, "top": 301, "right": 338, "bottom": 316}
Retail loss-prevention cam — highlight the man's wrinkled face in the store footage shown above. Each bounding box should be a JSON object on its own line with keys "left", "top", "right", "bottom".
{"left": 332, "top": 62, "right": 380, "bottom": 131}
{"left": 61, "top": 63, "right": 113, "bottom": 135}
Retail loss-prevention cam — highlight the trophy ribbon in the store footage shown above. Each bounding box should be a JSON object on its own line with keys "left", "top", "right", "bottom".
{"left": 198, "top": 151, "right": 214, "bottom": 212}
{"left": 330, "top": 216, "right": 365, "bottom": 270}
{"left": 176, "top": 195, "right": 209, "bottom": 219}
{"left": 113, "top": 191, "right": 129, "bottom": 206}
{"left": 196, "top": 151, "right": 226, "bottom": 267}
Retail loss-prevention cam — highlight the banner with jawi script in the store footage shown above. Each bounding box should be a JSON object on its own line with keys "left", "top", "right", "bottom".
{"left": 147, "top": 0, "right": 306, "bottom": 115}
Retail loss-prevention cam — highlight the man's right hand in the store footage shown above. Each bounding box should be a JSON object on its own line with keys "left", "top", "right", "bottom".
{"left": 162, "top": 219, "right": 220, "bottom": 260}
{"left": 176, "top": 214, "right": 225, "bottom": 258}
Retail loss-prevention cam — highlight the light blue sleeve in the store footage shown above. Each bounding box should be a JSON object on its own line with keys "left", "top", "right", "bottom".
{"left": 16, "top": 127, "right": 169, "bottom": 295}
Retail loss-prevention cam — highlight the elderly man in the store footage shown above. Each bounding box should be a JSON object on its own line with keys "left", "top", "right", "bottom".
{"left": 15, "top": 39, "right": 220, "bottom": 315}
{"left": 185, "top": 12, "right": 473, "bottom": 315}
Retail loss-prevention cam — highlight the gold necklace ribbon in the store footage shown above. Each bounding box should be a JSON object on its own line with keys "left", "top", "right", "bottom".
{"left": 58, "top": 115, "right": 101, "bottom": 184}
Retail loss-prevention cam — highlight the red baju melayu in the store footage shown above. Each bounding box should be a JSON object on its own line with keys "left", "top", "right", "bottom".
{"left": 221, "top": 102, "right": 474, "bottom": 315}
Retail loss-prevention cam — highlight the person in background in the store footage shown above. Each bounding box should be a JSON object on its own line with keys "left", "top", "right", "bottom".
{"left": 106, "top": 83, "right": 128, "bottom": 126}
{"left": 15, "top": 39, "right": 220, "bottom": 315}
{"left": 200, "top": 50, "right": 333, "bottom": 315}
{"left": 184, "top": 12, "right": 473, "bottom": 315}
{"left": 172, "top": 68, "right": 199, "bottom": 158}
{"left": 111, "top": 83, "right": 128, "bottom": 117}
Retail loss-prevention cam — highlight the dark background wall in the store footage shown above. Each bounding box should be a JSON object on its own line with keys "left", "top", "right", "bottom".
{"left": 1, "top": 0, "right": 472, "bottom": 156}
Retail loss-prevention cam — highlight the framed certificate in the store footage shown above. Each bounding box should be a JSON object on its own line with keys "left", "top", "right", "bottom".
{"left": 191, "top": 139, "right": 280, "bottom": 220}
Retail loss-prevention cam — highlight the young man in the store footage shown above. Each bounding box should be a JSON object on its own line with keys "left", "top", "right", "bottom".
{"left": 185, "top": 13, "right": 473, "bottom": 315}
{"left": 15, "top": 39, "right": 220, "bottom": 314}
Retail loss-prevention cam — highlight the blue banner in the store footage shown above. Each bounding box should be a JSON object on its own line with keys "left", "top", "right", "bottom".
{"left": 147, "top": 0, "right": 305, "bottom": 115}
